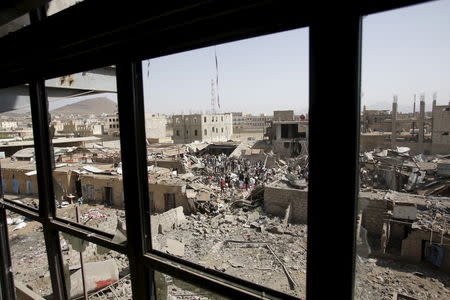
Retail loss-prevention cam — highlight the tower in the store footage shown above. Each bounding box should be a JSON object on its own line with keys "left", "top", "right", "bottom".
{"left": 211, "top": 79, "right": 216, "bottom": 114}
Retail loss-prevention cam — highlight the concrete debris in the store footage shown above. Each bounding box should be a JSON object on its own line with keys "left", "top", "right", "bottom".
{"left": 13, "top": 222, "right": 27, "bottom": 231}
{"left": 361, "top": 148, "right": 450, "bottom": 197}
{"left": 165, "top": 239, "right": 185, "bottom": 257}
{"left": 69, "top": 260, "right": 119, "bottom": 299}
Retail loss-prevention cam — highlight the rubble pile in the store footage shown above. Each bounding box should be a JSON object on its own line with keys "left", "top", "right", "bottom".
{"left": 355, "top": 256, "right": 449, "bottom": 300}
{"left": 360, "top": 147, "right": 450, "bottom": 196}
{"left": 415, "top": 196, "right": 450, "bottom": 233}
{"left": 154, "top": 204, "right": 308, "bottom": 298}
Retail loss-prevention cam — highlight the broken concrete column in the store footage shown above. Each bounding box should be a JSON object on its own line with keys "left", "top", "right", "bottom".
{"left": 69, "top": 260, "right": 119, "bottom": 299}
{"left": 418, "top": 100, "right": 425, "bottom": 145}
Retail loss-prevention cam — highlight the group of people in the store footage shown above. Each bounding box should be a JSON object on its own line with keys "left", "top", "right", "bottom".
{"left": 201, "top": 154, "right": 271, "bottom": 192}
{"left": 195, "top": 153, "right": 309, "bottom": 194}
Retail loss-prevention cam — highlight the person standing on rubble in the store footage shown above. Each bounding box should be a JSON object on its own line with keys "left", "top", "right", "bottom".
{"left": 220, "top": 177, "right": 225, "bottom": 193}
{"left": 244, "top": 175, "right": 250, "bottom": 191}
{"left": 249, "top": 176, "right": 255, "bottom": 189}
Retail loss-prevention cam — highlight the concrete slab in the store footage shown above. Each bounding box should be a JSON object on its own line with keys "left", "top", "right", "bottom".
{"left": 165, "top": 238, "right": 185, "bottom": 257}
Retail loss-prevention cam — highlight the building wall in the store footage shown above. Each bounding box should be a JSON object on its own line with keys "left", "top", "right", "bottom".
{"left": 359, "top": 196, "right": 388, "bottom": 237}
{"left": 172, "top": 114, "right": 233, "bottom": 143}
{"left": 231, "top": 113, "right": 272, "bottom": 132}
{"left": 172, "top": 114, "right": 202, "bottom": 144}
{"left": 105, "top": 114, "right": 120, "bottom": 136}
{"left": 360, "top": 134, "right": 450, "bottom": 155}
{"left": 432, "top": 104, "right": 450, "bottom": 144}
{"left": 1, "top": 121, "right": 18, "bottom": 130}
{"left": 401, "top": 229, "right": 450, "bottom": 272}
{"left": 145, "top": 114, "right": 167, "bottom": 139}
{"left": 149, "top": 183, "right": 191, "bottom": 214}
{"left": 1, "top": 168, "right": 39, "bottom": 196}
{"left": 93, "top": 124, "right": 104, "bottom": 135}
{"left": 263, "top": 186, "right": 307, "bottom": 224}
{"left": 150, "top": 206, "right": 186, "bottom": 235}
{"left": 273, "top": 110, "right": 294, "bottom": 121}
{"left": 147, "top": 160, "right": 186, "bottom": 174}
{"left": 53, "top": 170, "right": 78, "bottom": 195}
{"left": 79, "top": 175, "right": 124, "bottom": 207}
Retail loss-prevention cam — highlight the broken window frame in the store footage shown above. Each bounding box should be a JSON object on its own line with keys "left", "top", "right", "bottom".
{"left": 0, "top": 1, "right": 433, "bottom": 300}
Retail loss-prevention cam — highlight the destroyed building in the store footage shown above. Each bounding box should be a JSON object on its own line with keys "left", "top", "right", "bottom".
{"left": 431, "top": 101, "right": 450, "bottom": 145}
{"left": 361, "top": 99, "right": 450, "bottom": 155}
{"left": 265, "top": 110, "right": 308, "bottom": 157}
{"left": 172, "top": 113, "right": 233, "bottom": 144}
{"left": 264, "top": 181, "right": 308, "bottom": 224}
{"left": 358, "top": 190, "right": 450, "bottom": 272}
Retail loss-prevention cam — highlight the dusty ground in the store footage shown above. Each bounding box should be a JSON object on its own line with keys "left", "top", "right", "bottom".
{"left": 154, "top": 206, "right": 307, "bottom": 299}
{"left": 5, "top": 194, "right": 449, "bottom": 299}
{"left": 355, "top": 255, "right": 450, "bottom": 300}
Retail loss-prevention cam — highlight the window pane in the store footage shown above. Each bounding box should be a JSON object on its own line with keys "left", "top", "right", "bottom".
{"left": 45, "top": 67, "right": 126, "bottom": 237}
{"left": 357, "top": 2, "right": 450, "bottom": 299}
{"left": 143, "top": 28, "right": 309, "bottom": 298}
{"left": 0, "top": 85, "right": 39, "bottom": 210}
{"left": 7, "top": 214, "right": 52, "bottom": 297}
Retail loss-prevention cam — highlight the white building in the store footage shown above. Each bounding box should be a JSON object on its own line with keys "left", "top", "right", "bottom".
{"left": 145, "top": 113, "right": 168, "bottom": 142}
{"left": 1, "top": 121, "right": 18, "bottom": 130}
{"left": 172, "top": 113, "right": 233, "bottom": 144}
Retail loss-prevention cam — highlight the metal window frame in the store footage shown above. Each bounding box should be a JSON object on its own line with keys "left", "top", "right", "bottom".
{"left": 0, "top": 0, "right": 433, "bottom": 299}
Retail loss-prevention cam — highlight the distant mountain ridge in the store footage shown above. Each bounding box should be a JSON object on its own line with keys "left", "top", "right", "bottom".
{"left": 51, "top": 97, "right": 117, "bottom": 114}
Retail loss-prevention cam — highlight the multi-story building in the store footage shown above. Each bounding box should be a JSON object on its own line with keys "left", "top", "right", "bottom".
{"left": 231, "top": 112, "right": 272, "bottom": 133}
{"left": 105, "top": 113, "right": 120, "bottom": 136}
{"left": 0, "top": 121, "right": 18, "bottom": 130}
{"left": 432, "top": 102, "right": 450, "bottom": 145}
{"left": 172, "top": 113, "right": 233, "bottom": 143}
{"left": 265, "top": 110, "right": 308, "bottom": 157}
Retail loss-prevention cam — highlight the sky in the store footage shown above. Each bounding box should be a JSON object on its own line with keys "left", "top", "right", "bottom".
{"left": 39, "top": 0, "right": 450, "bottom": 115}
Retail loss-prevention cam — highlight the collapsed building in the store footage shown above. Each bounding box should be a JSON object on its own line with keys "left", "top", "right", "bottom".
{"left": 361, "top": 100, "right": 450, "bottom": 155}
{"left": 358, "top": 190, "right": 450, "bottom": 273}
{"left": 2, "top": 130, "right": 449, "bottom": 299}
{"left": 360, "top": 147, "right": 450, "bottom": 196}
{"left": 265, "top": 110, "right": 308, "bottom": 158}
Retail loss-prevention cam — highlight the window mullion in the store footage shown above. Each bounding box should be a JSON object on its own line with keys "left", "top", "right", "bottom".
{"left": 307, "top": 12, "right": 362, "bottom": 299}
{"left": 116, "top": 61, "right": 154, "bottom": 299}
{"left": 0, "top": 206, "right": 16, "bottom": 300}
{"left": 29, "top": 79, "right": 69, "bottom": 300}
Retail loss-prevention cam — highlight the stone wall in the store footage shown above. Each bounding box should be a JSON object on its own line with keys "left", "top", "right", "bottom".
{"left": 263, "top": 185, "right": 307, "bottom": 224}
{"left": 150, "top": 206, "right": 186, "bottom": 235}
{"left": 80, "top": 175, "right": 123, "bottom": 208}
{"left": 359, "top": 196, "right": 388, "bottom": 237}
{"left": 149, "top": 183, "right": 192, "bottom": 214}
{"left": 1, "top": 168, "right": 39, "bottom": 195}
{"left": 148, "top": 159, "right": 186, "bottom": 174}
{"left": 401, "top": 229, "right": 450, "bottom": 272}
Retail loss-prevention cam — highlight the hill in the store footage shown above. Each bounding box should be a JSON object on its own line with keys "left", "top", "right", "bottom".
{"left": 51, "top": 97, "right": 117, "bottom": 114}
